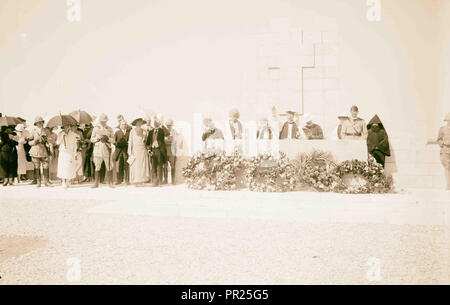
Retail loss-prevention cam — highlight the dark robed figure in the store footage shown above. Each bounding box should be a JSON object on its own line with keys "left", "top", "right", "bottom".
{"left": 366, "top": 115, "right": 391, "bottom": 168}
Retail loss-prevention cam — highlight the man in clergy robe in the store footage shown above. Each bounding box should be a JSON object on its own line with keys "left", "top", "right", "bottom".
{"left": 340, "top": 105, "right": 368, "bottom": 140}
{"left": 366, "top": 115, "right": 391, "bottom": 168}
{"left": 302, "top": 115, "right": 324, "bottom": 140}
{"left": 202, "top": 118, "right": 224, "bottom": 153}
{"left": 146, "top": 118, "right": 167, "bottom": 187}
{"left": 279, "top": 111, "right": 301, "bottom": 140}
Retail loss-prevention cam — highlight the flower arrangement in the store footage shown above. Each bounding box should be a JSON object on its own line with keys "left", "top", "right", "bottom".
{"left": 332, "top": 155, "right": 393, "bottom": 194}
{"left": 292, "top": 150, "right": 342, "bottom": 192}
{"left": 181, "top": 151, "right": 244, "bottom": 191}
{"left": 182, "top": 151, "right": 393, "bottom": 194}
{"left": 243, "top": 152, "right": 297, "bottom": 192}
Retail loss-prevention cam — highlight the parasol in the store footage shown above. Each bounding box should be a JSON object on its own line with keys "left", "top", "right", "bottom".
{"left": 0, "top": 116, "right": 22, "bottom": 127}
{"left": 46, "top": 114, "right": 78, "bottom": 128}
{"left": 70, "top": 110, "right": 93, "bottom": 124}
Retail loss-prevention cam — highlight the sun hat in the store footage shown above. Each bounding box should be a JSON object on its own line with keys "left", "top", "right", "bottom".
{"left": 98, "top": 114, "right": 108, "bottom": 122}
{"left": 34, "top": 116, "right": 45, "bottom": 126}
{"left": 131, "top": 118, "right": 147, "bottom": 126}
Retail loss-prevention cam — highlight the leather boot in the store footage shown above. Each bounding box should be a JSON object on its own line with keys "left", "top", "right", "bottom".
{"left": 36, "top": 170, "right": 41, "bottom": 188}
{"left": 43, "top": 168, "right": 51, "bottom": 187}
{"left": 30, "top": 169, "right": 38, "bottom": 185}
{"left": 91, "top": 171, "right": 100, "bottom": 188}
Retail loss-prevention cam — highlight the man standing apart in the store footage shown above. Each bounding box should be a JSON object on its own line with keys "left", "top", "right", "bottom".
{"left": 90, "top": 114, "right": 115, "bottom": 188}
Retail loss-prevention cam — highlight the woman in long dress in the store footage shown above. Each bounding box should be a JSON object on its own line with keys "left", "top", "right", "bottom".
{"left": 0, "top": 126, "right": 18, "bottom": 186}
{"left": 128, "top": 118, "right": 150, "bottom": 186}
{"left": 57, "top": 125, "right": 78, "bottom": 188}
{"left": 15, "top": 124, "right": 28, "bottom": 182}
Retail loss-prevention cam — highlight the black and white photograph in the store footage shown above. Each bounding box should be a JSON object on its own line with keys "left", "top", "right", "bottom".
{"left": 0, "top": 0, "right": 449, "bottom": 291}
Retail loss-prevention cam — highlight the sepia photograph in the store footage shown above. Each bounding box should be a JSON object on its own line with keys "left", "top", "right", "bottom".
{"left": 0, "top": 0, "right": 449, "bottom": 292}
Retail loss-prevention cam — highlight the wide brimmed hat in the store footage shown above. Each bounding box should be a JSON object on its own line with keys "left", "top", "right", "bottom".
{"left": 286, "top": 110, "right": 299, "bottom": 116}
{"left": 98, "top": 113, "right": 108, "bottom": 122}
{"left": 34, "top": 116, "right": 45, "bottom": 126}
{"left": 131, "top": 118, "right": 146, "bottom": 126}
{"left": 445, "top": 113, "right": 450, "bottom": 121}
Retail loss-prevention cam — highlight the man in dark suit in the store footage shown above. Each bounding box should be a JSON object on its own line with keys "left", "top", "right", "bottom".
{"left": 146, "top": 118, "right": 167, "bottom": 187}
{"left": 114, "top": 120, "right": 132, "bottom": 185}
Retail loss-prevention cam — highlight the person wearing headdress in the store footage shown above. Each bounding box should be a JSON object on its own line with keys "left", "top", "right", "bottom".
{"left": 279, "top": 111, "right": 301, "bottom": 139}
{"left": 127, "top": 118, "right": 150, "bottom": 186}
{"left": 114, "top": 119, "right": 132, "bottom": 185}
{"left": 437, "top": 113, "right": 450, "bottom": 190}
{"left": 366, "top": 115, "right": 391, "bottom": 168}
{"left": 340, "top": 106, "right": 368, "bottom": 140}
{"left": 56, "top": 124, "right": 78, "bottom": 188}
{"left": 90, "top": 114, "right": 115, "bottom": 188}
{"left": 302, "top": 114, "right": 324, "bottom": 140}
{"left": 0, "top": 125, "right": 19, "bottom": 186}
{"left": 14, "top": 124, "right": 29, "bottom": 183}
{"left": 146, "top": 117, "right": 167, "bottom": 187}
{"left": 28, "top": 116, "right": 54, "bottom": 187}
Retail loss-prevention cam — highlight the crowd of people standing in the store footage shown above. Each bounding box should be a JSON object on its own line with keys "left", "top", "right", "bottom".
{"left": 1, "top": 106, "right": 449, "bottom": 190}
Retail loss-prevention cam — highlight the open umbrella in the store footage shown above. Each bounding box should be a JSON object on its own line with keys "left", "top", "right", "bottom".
{"left": 0, "top": 116, "right": 21, "bottom": 127}
{"left": 70, "top": 110, "right": 93, "bottom": 124}
{"left": 46, "top": 114, "right": 78, "bottom": 128}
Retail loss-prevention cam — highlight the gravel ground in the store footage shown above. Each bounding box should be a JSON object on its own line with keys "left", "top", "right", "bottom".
{"left": 0, "top": 185, "right": 448, "bottom": 285}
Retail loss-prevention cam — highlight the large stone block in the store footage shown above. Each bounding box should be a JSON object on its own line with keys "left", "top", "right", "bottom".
{"left": 303, "top": 79, "right": 323, "bottom": 91}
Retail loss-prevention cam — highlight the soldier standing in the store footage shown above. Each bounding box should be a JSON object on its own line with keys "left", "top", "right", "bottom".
{"left": 90, "top": 114, "right": 115, "bottom": 188}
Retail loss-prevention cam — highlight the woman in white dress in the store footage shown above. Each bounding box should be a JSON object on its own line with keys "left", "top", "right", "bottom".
{"left": 57, "top": 125, "right": 78, "bottom": 188}
{"left": 14, "top": 124, "right": 28, "bottom": 183}
{"left": 128, "top": 118, "right": 150, "bottom": 186}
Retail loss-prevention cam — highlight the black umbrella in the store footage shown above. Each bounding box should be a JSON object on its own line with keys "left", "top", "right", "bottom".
{"left": 46, "top": 114, "right": 78, "bottom": 128}
{"left": 0, "top": 116, "right": 21, "bottom": 127}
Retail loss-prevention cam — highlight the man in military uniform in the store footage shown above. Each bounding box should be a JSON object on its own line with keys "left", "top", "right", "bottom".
{"left": 340, "top": 105, "right": 368, "bottom": 140}
{"left": 437, "top": 113, "right": 450, "bottom": 190}
{"left": 90, "top": 114, "right": 115, "bottom": 188}
{"left": 28, "top": 116, "right": 54, "bottom": 187}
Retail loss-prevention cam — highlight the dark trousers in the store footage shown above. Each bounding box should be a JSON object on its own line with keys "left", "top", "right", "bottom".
{"left": 371, "top": 150, "right": 386, "bottom": 168}
{"left": 116, "top": 152, "right": 129, "bottom": 183}
{"left": 84, "top": 150, "right": 94, "bottom": 178}
{"left": 151, "top": 148, "right": 163, "bottom": 186}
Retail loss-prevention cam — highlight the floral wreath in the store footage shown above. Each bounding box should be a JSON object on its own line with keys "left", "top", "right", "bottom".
{"left": 332, "top": 155, "right": 393, "bottom": 194}
{"left": 244, "top": 152, "right": 296, "bottom": 192}
{"left": 181, "top": 152, "right": 244, "bottom": 191}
